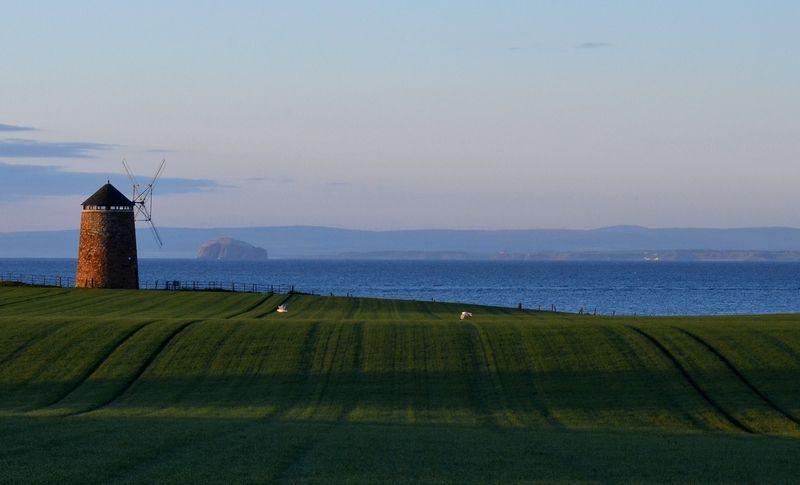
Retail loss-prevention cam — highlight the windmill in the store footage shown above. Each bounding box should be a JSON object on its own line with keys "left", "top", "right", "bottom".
{"left": 122, "top": 159, "right": 166, "bottom": 247}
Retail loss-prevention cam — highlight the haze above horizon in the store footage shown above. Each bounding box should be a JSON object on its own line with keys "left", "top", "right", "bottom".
{"left": 1, "top": 1, "right": 798, "bottom": 232}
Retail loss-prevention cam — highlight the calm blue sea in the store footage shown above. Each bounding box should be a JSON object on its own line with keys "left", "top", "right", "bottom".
{"left": 2, "top": 258, "right": 800, "bottom": 316}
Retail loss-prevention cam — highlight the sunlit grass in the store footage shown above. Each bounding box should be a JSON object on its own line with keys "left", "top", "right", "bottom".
{"left": 1, "top": 287, "right": 800, "bottom": 483}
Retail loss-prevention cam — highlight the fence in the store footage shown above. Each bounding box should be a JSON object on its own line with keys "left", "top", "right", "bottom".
{"left": 0, "top": 273, "right": 294, "bottom": 294}
{"left": 0, "top": 273, "right": 75, "bottom": 287}
{"left": 139, "top": 280, "right": 294, "bottom": 293}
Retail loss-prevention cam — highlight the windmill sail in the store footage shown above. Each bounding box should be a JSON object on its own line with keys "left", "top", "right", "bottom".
{"left": 122, "top": 159, "right": 166, "bottom": 247}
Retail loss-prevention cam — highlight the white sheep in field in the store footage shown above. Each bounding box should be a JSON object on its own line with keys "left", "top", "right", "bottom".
{"left": 460, "top": 311, "right": 473, "bottom": 320}
{"left": 276, "top": 303, "right": 289, "bottom": 313}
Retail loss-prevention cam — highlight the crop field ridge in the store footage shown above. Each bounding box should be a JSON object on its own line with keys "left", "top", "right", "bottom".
{"left": 38, "top": 321, "right": 155, "bottom": 411}
{"left": 251, "top": 293, "right": 294, "bottom": 318}
{"left": 756, "top": 329, "right": 800, "bottom": 364}
{"left": 677, "top": 327, "right": 800, "bottom": 428}
{"left": 2, "top": 287, "right": 800, "bottom": 483}
{"left": 0, "top": 320, "right": 67, "bottom": 369}
{"left": 337, "top": 321, "right": 364, "bottom": 422}
{"left": 466, "top": 323, "right": 505, "bottom": 428}
{"left": 223, "top": 293, "right": 275, "bottom": 318}
{"left": 270, "top": 321, "right": 322, "bottom": 422}
{"left": 626, "top": 325, "right": 754, "bottom": 433}
{"left": 67, "top": 320, "right": 200, "bottom": 417}
{"left": 0, "top": 289, "right": 70, "bottom": 309}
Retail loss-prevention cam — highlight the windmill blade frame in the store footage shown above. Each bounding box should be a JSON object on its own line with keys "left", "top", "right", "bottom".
{"left": 149, "top": 159, "right": 166, "bottom": 191}
{"left": 122, "top": 158, "right": 139, "bottom": 195}
{"left": 147, "top": 220, "right": 163, "bottom": 248}
{"left": 120, "top": 159, "right": 166, "bottom": 248}
{"left": 137, "top": 201, "right": 163, "bottom": 247}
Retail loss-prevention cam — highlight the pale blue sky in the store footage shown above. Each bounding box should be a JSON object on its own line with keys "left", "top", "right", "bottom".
{"left": 1, "top": 1, "right": 798, "bottom": 231}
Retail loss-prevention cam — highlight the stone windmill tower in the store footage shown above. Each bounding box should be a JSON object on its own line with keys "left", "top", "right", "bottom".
{"left": 75, "top": 182, "right": 139, "bottom": 289}
{"left": 75, "top": 160, "right": 165, "bottom": 289}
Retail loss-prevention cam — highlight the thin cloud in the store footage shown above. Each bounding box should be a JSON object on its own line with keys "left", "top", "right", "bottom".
{"left": 247, "top": 176, "right": 296, "bottom": 184}
{"left": 0, "top": 138, "right": 113, "bottom": 158}
{"left": 0, "top": 123, "right": 36, "bottom": 132}
{"left": 578, "top": 42, "right": 611, "bottom": 49}
{"left": 0, "top": 162, "right": 219, "bottom": 201}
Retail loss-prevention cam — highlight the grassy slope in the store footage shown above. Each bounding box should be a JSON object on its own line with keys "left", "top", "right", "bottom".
{"left": 1, "top": 287, "right": 800, "bottom": 483}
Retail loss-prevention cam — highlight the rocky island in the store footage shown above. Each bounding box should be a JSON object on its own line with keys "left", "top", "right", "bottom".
{"left": 196, "top": 237, "right": 268, "bottom": 261}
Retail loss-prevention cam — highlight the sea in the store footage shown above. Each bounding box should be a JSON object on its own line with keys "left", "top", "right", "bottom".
{"left": 2, "top": 258, "right": 800, "bottom": 316}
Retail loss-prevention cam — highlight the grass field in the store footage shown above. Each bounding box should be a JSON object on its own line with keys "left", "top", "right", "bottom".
{"left": 1, "top": 285, "right": 800, "bottom": 483}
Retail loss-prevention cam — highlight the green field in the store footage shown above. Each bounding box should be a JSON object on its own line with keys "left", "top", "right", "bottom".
{"left": 1, "top": 285, "right": 800, "bottom": 483}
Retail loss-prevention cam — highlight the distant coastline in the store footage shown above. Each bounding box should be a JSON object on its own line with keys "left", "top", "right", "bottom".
{"left": 305, "top": 250, "right": 800, "bottom": 262}
{"left": 6, "top": 225, "right": 800, "bottom": 259}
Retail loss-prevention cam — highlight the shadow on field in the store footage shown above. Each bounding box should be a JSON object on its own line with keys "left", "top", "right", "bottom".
{"left": 1, "top": 415, "right": 800, "bottom": 484}
{"left": 3, "top": 366, "right": 800, "bottom": 434}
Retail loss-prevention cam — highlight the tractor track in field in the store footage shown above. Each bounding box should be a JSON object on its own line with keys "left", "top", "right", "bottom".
{"left": 752, "top": 330, "right": 800, "bottom": 365}
{"left": 224, "top": 293, "right": 276, "bottom": 319}
{"left": 525, "top": 326, "right": 564, "bottom": 429}
{"left": 0, "top": 323, "right": 66, "bottom": 370}
{"left": 66, "top": 319, "right": 200, "bottom": 417}
{"left": 252, "top": 294, "right": 294, "bottom": 319}
{"left": 271, "top": 321, "right": 322, "bottom": 421}
{"left": 304, "top": 323, "right": 348, "bottom": 420}
{"left": 110, "top": 322, "right": 326, "bottom": 482}
{"left": 299, "top": 322, "right": 322, "bottom": 378}
{"left": 37, "top": 321, "right": 155, "bottom": 410}
{"left": 466, "top": 323, "right": 502, "bottom": 428}
{"left": 627, "top": 326, "right": 754, "bottom": 434}
{"left": 270, "top": 321, "right": 363, "bottom": 481}
{"left": 676, "top": 328, "right": 800, "bottom": 428}
{"left": 601, "top": 325, "right": 707, "bottom": 431}
{"left": 0, "top": 290, "right": 69, "bottom": 309}
{"left": 337, "top": 321, "right": 364, "bottom": 423}
{"left": 342, "top": 297, "right": 361, "bottom": 320}
{"left": 26, "top": 291, "right": 130, "bottom": 316}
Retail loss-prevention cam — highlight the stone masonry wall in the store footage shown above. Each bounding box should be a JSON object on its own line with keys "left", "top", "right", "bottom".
{"left": 75, "top": 210, "right": 139, "bottom": 289}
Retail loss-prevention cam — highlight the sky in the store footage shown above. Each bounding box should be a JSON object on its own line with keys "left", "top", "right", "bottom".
{"left": 1, "top": 1, "right": 798, "bottom": 231}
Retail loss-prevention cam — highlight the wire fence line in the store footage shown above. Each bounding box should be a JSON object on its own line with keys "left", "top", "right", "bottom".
{"left": 0, "top": 273, "right": 295, "bottom": 294}
{"left": 139, "top": 280, "right": 294, "bottom": 293}
{"left": 0, "top": 273, "right": 619, "bottom": 316}
{"left": 0, "top": 273, "right": 74, "bottom": 288}
{"left": 0, "top": 273, "right": 609, "bottom": 314}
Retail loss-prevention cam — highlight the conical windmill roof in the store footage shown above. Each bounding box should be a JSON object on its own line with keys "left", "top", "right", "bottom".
{"left": 81, "top": 183, "right": 134, "bottom": 207}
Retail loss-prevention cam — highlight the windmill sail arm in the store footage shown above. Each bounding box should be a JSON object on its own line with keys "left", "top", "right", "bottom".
{"left": 122, "top": 159, "right": 141, "bottom": 201}
{"left": 124, "top": 158, "right": 165, "bottom": 248}
{"left": 122, "top": 159, "right": 136, "bottom": 185}
{"left": 138, "top": 202, "right": 153, "bottom": 221}
{"left": 149, "top": 159, "right": 166, "bottom": 190}
{"left": 147, "top": 221, "right": 163, "bottom": 248}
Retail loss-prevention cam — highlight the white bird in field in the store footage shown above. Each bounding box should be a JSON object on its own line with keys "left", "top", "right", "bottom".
{"left": 460, "top": 311, "right": 472, "bottom": 320}
{"left": 276, "top": 303, "right": 288, "bottom": 313}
